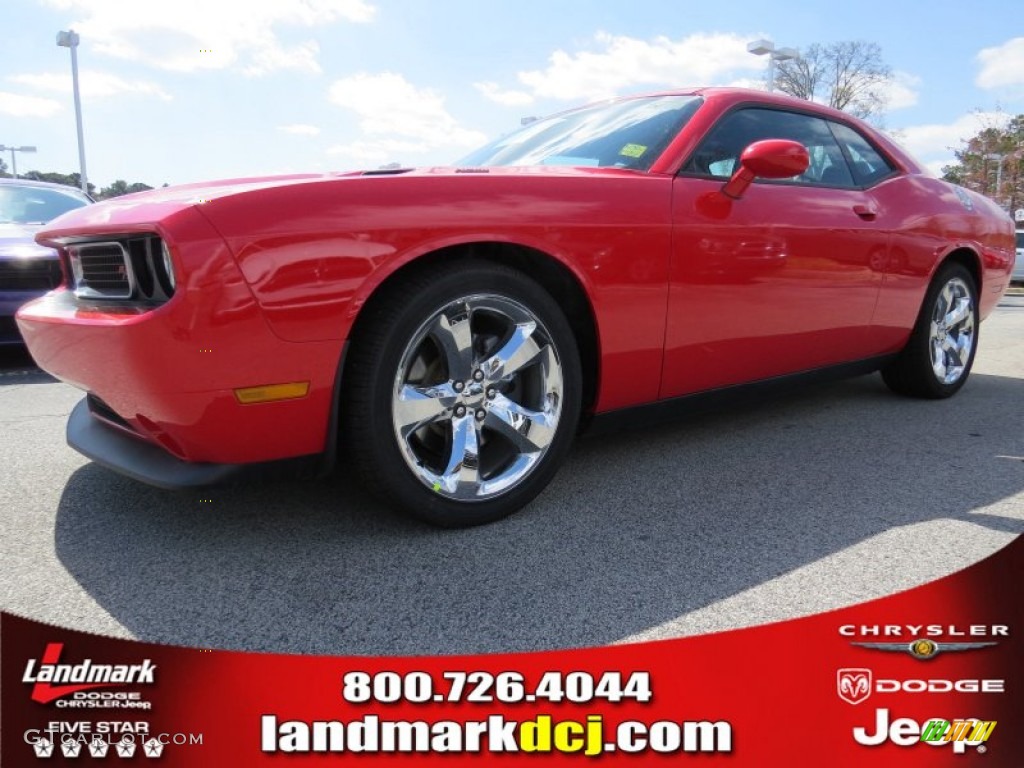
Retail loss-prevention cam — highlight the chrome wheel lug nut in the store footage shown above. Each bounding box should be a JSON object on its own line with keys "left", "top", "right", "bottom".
{"left": 473, "top": 370, "right": 484, "bottom": 382}
{"left": 454, "top": 405, "right": 466, "bottom": 418}
{"left": 475, "top": 409, "right": 486, "bottom": 421}
{"left": 486, "top": 387, "right": 496, "bottom": 399}
{"left": 453, "top": 381, "right": 464, "bottom": 392}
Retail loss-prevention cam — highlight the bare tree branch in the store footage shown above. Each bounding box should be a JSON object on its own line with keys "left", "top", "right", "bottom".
{"left": 774, "top": 40, "right": 892, "bottom": 120}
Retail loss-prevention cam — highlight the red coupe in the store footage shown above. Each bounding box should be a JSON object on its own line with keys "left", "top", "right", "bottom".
{"left": 17, "top": 88, "right": 1016, "bottom": 526}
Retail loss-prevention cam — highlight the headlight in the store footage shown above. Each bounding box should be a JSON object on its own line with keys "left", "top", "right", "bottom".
{"left": 161, "top": 241, "right": 176, "bottom": 292}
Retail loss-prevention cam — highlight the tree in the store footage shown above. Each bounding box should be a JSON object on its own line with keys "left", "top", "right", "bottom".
{"left": 97, "top": 179, "right": 154, "bottom": 199}
{"left": 941, "top": 114, "right": 1023, "bottom": 214}
{"left": 774, "top": 41, "right": 893, "bottom": 120}
{"left": 21, "top": 170, "right": 96, "bottom": 197}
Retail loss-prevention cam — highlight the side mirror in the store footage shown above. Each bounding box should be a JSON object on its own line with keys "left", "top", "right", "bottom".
{"left": 721, "top": 139, "right": 809, "bottom": 199}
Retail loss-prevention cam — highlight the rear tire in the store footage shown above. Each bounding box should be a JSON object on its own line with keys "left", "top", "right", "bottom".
{"left": 342, "top": 262, "right": 581, "bottom": 527}
{"left": 881, "top": 262, "right": 978, "bottom": 399}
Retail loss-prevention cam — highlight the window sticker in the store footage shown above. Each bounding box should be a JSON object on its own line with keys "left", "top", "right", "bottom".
{"left": 619, "top": 143, "right": 647, "bottom": 158}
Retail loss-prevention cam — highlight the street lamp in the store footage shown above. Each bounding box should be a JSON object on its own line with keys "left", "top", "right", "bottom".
{"left": 0, "top": 145, "right": 37, "bottom": 178}
{"left": 747, "top": 39, "right": 799, "bottom": 92}
{"left": 57, "top": 29, "right": 88, "bottom": 194}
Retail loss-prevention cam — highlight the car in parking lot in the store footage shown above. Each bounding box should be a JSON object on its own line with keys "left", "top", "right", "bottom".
{"left": 0, "top": 178, "right": 91, "bottom": 344}
{"left": 16, "top": 88, "right": 1016, "bottom": 526}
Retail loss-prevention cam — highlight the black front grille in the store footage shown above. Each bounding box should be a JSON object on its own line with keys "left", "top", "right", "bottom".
{"left": 0, "top": 258, "right": 62, "bottom": 291}
{"left": 66, "top": 235, "right": 174, "bottom": 304}
{"left": 71, "top": 243, "right": 131, "bottom": 298}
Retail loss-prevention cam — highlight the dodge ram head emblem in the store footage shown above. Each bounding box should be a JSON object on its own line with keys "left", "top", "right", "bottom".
{"left": 838, "top": 668, "right": 872, "bottom": 705}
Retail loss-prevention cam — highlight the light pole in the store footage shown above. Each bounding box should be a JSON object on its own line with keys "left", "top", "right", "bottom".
{"left": 57, "top": 29, "right": 88, "bottom": 194}
{"left": 0, "top": 145, "right": 37, "bottom": 178}
{"left": 747, "top": 39, "right": 799, "bottom": 92}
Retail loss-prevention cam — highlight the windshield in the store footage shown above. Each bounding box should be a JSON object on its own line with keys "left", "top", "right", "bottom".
{"left": 458, "top": 95, "right": 702, "bottom": 172}
{"left": 0, "top": 184, "right": 90, "bottom": 225}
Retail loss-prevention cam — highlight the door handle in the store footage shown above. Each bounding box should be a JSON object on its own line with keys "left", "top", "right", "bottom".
{"left": 853, "top": 204, "right": 877, "bottom": 220}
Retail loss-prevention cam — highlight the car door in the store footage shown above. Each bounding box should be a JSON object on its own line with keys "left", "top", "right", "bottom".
{"left": 661, "top": 107, "right": 890, "bottom": 399}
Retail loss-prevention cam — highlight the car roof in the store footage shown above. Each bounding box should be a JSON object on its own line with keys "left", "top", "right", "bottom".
{"left": 0, "top": 177, "right": 87, "bottom": 194}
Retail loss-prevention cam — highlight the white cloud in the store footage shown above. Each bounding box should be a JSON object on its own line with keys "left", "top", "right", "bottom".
{"left": 0, "top": 91, "right": 62, "bottom": 118}
{"left": 882, "top": 71, "right": 920, "bottom": 111}
{"left": 279, "top": 123, "right": 321, "bottom": 136}
{"left": 976, "top": 37, "right": 1024, "bottom": 89}
{"left": 474, "top": 81, "right": 535, "bottom": 107}
{"left": 723, "top": 77, "right": 767, "bottom": 91}
{"left": 328, "top": 72, "right": 486, "bottom": 160}
{"left": 9, "top": 71, "right": 171, "bottom": 101}
{"left": 327, "top": 138, "right": 431, "bottom": 163}
{"left": 243, "top": 40, "right": 321, "bottom": 77}
{"left": 509, "top": 31, "right": 760, "bottom": 102}
{"left": 892, "top": 111, "right": 1011, "bottom": 164}
{"left": 42, "top": 0, "right": 375, "bottom": 75}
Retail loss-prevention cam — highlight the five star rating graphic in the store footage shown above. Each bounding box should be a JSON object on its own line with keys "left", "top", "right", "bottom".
{"left": 31, "top": 734, "right": 168, "bottom": 759}
{"left": 89, "top": 737, "right": 110, "bottom": 758}
{"left": 62, "top": 740, "right": 83, "bottom": 757}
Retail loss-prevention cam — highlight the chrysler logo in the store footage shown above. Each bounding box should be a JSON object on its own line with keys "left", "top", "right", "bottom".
{"left": 837, "top": 668, "right": 872, "bottom": 705}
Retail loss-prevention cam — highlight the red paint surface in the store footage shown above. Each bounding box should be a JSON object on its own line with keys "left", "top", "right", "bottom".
{"left": 17, "top": 89, "right": 1015, "bottom": 468}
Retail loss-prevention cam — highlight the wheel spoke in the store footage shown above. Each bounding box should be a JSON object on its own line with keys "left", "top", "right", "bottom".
{"left": 430, "top": 306, "right": 475, "bottom": 381}
{"left": 393, "top": 384, "right": 455, "bottom": 438}
{"left": 480, "top": 322, "right": 540, "bottom": 381}
{"left": 436, "top": 414, "right": 480, "bottom": 495}
{"left": 937, "top": 285, "right": 953, "bottom": 317}
{"left": 931, "top": 343, "right": 947, "bottom": 379}
{"left": 536, "top": 343, "right": 561, "bottom": 397}
{"left": 485, "top": 394, "right": 556, "bottom": 454}
{"left": 953, "top": 333, "right": 972, "bottom": 368}
{"left": 942, "top": 338, "right": 963, "bottom": 368}
{"left": 944, "top": 297, "right": 971, "bottom": 329}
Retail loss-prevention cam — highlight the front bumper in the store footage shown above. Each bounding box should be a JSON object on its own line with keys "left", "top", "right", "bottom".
{"left": 68, "top": 397, "right": 245, "bottom": 488}
{"left": 68, "top": 397, "right": 325, "bottom": 489}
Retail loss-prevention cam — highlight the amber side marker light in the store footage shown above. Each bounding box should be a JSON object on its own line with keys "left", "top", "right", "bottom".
{"left": 234, "top": 382, "right": 310, "bottom": 404}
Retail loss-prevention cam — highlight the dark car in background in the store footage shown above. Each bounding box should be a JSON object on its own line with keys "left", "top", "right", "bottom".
{"left": 0, "top": 179, "right": 92, "bottom": 344}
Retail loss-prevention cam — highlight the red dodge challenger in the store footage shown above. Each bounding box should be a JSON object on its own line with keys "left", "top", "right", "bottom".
{"left": 17, "top": 88, "right": 1016, "bottom": 526}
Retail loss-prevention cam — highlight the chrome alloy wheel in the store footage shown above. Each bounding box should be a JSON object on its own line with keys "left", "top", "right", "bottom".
{"left": 391, "top": 294, "right": 564, "bottom": 501}
{"left": 928, "top": 276, "right": 975, "bottom": 385}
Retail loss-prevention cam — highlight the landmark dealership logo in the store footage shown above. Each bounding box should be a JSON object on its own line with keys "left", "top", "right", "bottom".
{"left": 22, "top": 643, "right": 156, "bottom": 704}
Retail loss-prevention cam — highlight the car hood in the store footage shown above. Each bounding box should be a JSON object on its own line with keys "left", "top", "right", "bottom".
{"left": 34, "top": 165, "right": 649, "bottom": 245}
{"left": 0, "top": 222, "right": 55, "bottom": 260}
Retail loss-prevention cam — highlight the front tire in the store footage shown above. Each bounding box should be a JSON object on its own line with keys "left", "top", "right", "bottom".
{"left": 342, "top": 262, "right": 581, "bottom": 527}
{"left": 881, "top": 262, "right": 978, "bottom": 399}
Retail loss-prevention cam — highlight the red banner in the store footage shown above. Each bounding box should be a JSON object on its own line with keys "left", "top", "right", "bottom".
{"left": 3, "top": 535, "right": 1021, "bottom": 765}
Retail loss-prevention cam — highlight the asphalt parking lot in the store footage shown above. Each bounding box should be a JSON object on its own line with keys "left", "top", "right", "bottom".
{"left": 2, "top": 295, "right": 1022, "bottom": 656}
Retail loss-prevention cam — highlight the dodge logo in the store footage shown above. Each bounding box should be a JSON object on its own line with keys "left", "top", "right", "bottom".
{"left": 838, "top": 668, "right": 872, "bottom": 705}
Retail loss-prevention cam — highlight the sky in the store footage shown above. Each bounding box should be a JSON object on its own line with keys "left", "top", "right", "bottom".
{"left": 1, "top": 0, "right": 1022, "bottom": 189}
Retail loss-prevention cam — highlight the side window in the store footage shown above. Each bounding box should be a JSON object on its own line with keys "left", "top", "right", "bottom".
{"left": 683, "top": 107, "right": 856, "bottom": 188}
{"left": 829, "top": 122, "right": 896, "bottom": 187}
